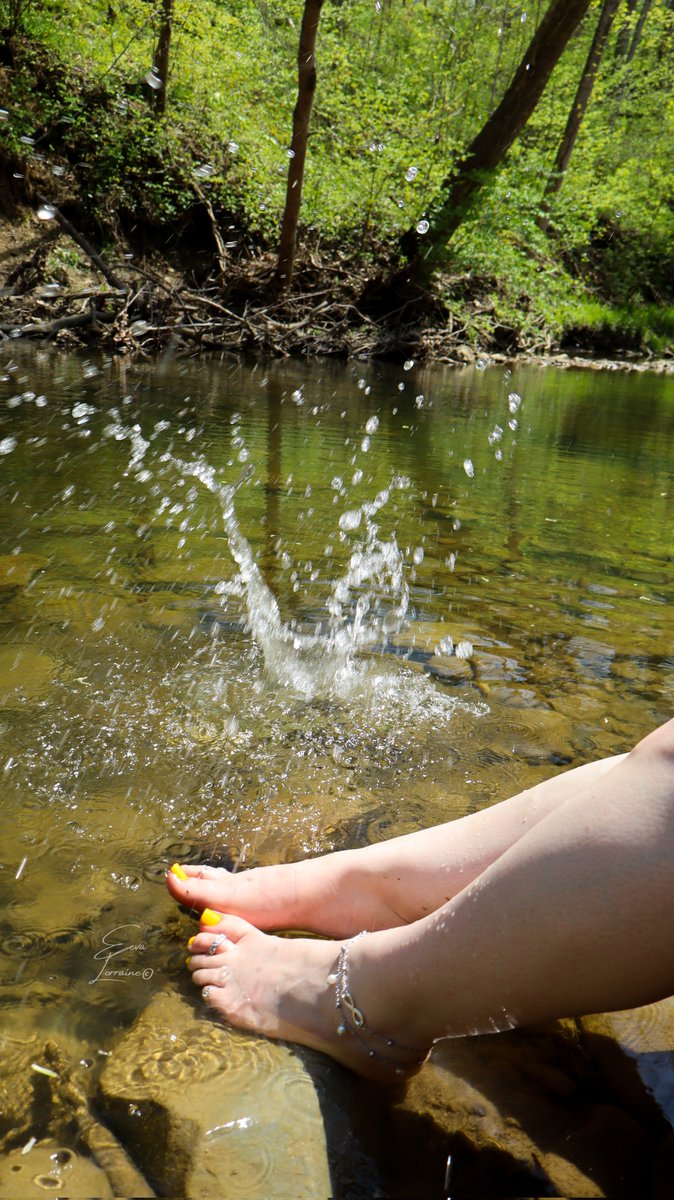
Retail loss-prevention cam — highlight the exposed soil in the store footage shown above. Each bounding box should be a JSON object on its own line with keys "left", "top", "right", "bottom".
{"left": 1, "top": 209, "right": 672, "bottom": 373}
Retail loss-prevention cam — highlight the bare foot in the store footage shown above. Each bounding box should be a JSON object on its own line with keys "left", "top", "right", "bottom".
{"left": 167, "top": 858, "right": 400, "bottom": 939}
{"left": 185, "top": 912, "right": 430, "bottom": 1084}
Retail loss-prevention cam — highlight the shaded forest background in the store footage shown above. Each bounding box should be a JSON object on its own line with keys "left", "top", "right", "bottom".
{"left": 0, "top": 0, "right": 673, "bottom": 359}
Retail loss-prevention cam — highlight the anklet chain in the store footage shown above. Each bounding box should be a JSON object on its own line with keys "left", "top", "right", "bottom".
{"left": 327, "top": 932, "right": 427, "bottom": 1074}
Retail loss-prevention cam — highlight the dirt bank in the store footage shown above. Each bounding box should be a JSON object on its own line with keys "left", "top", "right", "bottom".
{"left": 1, "top": 210, "right": 672, "bottom": 372}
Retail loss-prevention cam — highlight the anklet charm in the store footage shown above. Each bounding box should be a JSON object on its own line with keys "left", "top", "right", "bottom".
{"left": 329, "top": 932, "right": 427, "bottom": 1074}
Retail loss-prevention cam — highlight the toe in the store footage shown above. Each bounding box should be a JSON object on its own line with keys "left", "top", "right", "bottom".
{"left": 167, "top": 864, "right": 230, "bottom": 901}
{"left": 198, "top": 912, "right": 258, "bottom": 941}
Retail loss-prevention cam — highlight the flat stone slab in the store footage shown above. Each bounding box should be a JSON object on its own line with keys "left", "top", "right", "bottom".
{"left": 98, "top": 989, "right": 333, "bottom": 1198}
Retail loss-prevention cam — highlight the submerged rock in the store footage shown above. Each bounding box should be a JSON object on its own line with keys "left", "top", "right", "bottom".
{"left": 380, "top": 1020, "right": 663, "bottom": 1198}
{"left": 0, "top": 1140, "right": 113, "bottom": 1199}
{"left": 0, "top": 645, "right": 60, "bottom": 707}
{"left": 98, "top": 989, "right": 333, "bottom": 1198}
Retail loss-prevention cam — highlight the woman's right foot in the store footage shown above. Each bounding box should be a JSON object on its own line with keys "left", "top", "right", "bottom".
{"left": 166, "top": 856, "right": 398, "bottom": 938}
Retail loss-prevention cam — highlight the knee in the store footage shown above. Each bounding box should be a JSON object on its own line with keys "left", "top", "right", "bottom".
{"left": 631, "top": 718, "right": 674, "bottom": 766}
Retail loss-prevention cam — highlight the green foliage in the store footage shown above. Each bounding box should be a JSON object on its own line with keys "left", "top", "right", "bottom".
{"left": 0, "top": 0, "right": 672, "bottom": 352}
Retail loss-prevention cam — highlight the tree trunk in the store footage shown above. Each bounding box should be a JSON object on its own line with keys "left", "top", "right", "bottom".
{"left": 538, "top": 0, "right": 621, "bottom": 231}
{"left": 152, "top": 0, "right": 173, "bottom": 116}
{"left": 405, "top": 0, "right": 592, "bottom": 281}
{"left": 274, "top": 0, "right": 324, "bottom": 291}
{"left": 614, "top": 0, "right": 638, "bottom": 59}
{"left": 626, "top": 0, "right": 654, "bottom": 61}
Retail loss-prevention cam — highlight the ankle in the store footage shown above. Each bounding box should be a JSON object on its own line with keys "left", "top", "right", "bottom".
{"left": 327, "top": 932, "right": 429, "bottom": 1075}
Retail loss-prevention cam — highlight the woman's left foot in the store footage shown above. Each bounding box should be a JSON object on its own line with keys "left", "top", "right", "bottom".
{"left": 186, "top": 912, "right": 429, "bottom": 1084}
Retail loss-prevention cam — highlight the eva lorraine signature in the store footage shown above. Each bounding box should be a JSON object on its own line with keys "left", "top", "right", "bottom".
{"left": 89, "top": 923, "right": 154, "bottom": 984}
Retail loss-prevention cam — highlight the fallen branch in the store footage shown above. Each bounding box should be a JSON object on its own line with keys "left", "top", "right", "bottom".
{"left": 37, "top": 195, "right": 128, "bottom": 292}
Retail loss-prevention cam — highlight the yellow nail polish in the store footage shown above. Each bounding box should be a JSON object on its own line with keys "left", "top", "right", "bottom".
{"left": 170, "top": 863, "right": 188, "bottom": 881}
{"left": 185, "top": 957, "right": 192, "bottom": 967}
{"left": 187, "top": 936, "right": 196, "bottom": 948}
{"left": 201, "top": 908, "right": 222, "bottom": 927}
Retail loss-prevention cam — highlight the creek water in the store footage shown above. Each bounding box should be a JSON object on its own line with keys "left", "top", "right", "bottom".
{"left": 0, "top": 348, "right": 673, "bottom": 1195}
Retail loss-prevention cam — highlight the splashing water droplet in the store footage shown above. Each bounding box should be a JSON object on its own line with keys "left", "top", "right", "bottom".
{"left": 145, "top": 69, "right": 162, "bottom": 90}
{"left": 456, "top": 640, "right": 473, "bottom": 659}
{"left": 130, "top": 320, "right": 150, "bottom": 337}
{"left": 37, "top": 204, "right": 57, "bottom": 221}
{"left": 51, "top": 165, "right": 65, "bottom": 177}
{"left": 405, "top": 167, "right": 418, "bottom": 182}
{"left": 193, "top": 163, "right": 214, "bottom": 180}
{"left": 0, "top": 109, "right": 8, "bottom": 121}
{"left": 463, "top": 458, "right": 474, "bottom": 479}
{"left": 508, "top": 392, "right": 522, "bottom": 413}
{"left": 0, "top": 437, "right": 17, "bottom": 455}
{"left": 365, "top": 415, "right": 379, "bottom": 435}
{"left": 416, "top": 219, "right": 429, "bottom": 235}
{"left": 475, "top": 357, "right": 488, "bottom": 371}
{"left": 403, "top": 359, "right": 414, "bottom": 370}
{"left": 227, "top": 141, "right": 239, "bottom": 154}
{"left": 412, "top": 546, "right": 424, "bottom": 565}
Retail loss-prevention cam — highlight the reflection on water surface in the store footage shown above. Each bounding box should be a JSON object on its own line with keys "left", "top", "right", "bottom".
{"left": 0, "top": 350, "right": 673, "bottom": 1195}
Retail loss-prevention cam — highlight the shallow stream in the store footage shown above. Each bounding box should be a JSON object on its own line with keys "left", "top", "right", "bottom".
{"left": 0, "top": 349, "right": 673, "bottom": 1196}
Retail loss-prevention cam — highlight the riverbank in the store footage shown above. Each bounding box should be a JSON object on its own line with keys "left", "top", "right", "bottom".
{"left": 1, "top": 211, "right": 673, "bottom": 371}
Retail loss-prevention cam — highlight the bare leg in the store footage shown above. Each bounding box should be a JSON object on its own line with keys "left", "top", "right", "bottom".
{"left": 184, "top": 720, "right": 674, "bottom": 1082}
{"left": 168, "top": 753, "right": 626, "bottom": 936}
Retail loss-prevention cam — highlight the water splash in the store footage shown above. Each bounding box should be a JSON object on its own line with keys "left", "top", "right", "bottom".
{"left": 175, "top": 455, "right": 410, "bottom": 701}
{"left": 104, "top": 416, "right": 413, "bottom": 701}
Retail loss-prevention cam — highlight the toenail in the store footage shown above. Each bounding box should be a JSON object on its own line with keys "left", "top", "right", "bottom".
{"left": 187, "top": 936, "right": 196, "bottom": 948}
{"left": 201, "top": 908, "right": 222, "bottom": 927}
{"left": 170, "top": 863, "right": 188, "bottom": 881}
{"left": 207, "top": 935, "right": 227, "bottom": 955}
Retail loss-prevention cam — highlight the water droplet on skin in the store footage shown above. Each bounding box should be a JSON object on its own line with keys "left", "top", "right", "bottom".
{"left": 37, "top": 204, "right": 57, "bottom": 221}
{"left": 404, "top": 167, "right": 418, "bottom": 182}
{"left": 463, "top": 458, "right": 474, "bottom": 478}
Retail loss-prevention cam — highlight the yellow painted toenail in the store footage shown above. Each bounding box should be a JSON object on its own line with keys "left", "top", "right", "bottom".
{"left": 201, "top": 908, "right": 222, "bottom": 927}
{"left": 186, "top": 957, "right": 192, "bottom": 967}
{"left": 187, "top": 936, "right": 196, "bottom": 948}
{"left": 170, "top": 863, "right": 188, "bottom": 881}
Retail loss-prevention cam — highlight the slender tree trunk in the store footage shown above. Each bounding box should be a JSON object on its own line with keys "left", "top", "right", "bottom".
{"left": 152, "top": 0, "right": 173, "bottom": 116}
{"left": 614, "top": 0, "right": 638, "bottom": 59}
{"left": 626, "top": 0, "right": 654, "bottom": 61}
{"left": 406, "top": 0, "right": 592, "bottom": 282}
{"left": 275, "top": 0, "right": 324, "bottom": 291}
{"left": 538, "top": 0, "right": 621, "bottom": 231}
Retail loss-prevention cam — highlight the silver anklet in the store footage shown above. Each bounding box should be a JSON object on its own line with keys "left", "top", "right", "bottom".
{"left": 327, "top": 932, "right": 427, "bottom": 1074}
